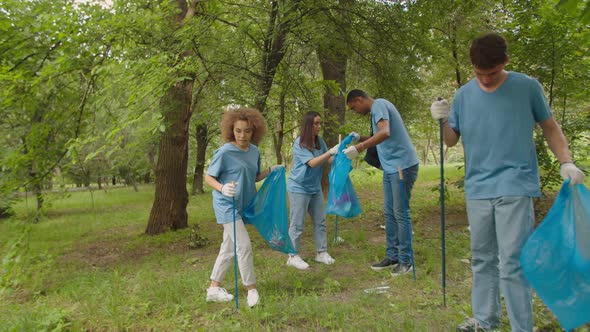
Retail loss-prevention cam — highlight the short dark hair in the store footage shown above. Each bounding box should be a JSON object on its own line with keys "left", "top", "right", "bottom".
{"left": 470, "top": 33, "right": 508, "bottom": 69}
{"left": 346, "top": 89, "right": 369, "bottom": 104}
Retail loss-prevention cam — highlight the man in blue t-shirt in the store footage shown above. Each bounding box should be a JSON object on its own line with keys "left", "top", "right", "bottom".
{"left": 430, "top": 33, "right": 585, "bottom": 332}
{"left": 345, "top": 89, "right": 420, "bottom": 276}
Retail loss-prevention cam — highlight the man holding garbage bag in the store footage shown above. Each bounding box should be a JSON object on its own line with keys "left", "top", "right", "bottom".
{"left": 345, "top": 89, "right": 420, "bottom": 277}
{"left": 430, "top": 32, "right": 585, "bottom": 332}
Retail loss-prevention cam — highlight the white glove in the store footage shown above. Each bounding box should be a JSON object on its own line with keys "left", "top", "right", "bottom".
{"left": 350, "top": 132, "right": 360, "bottom": 143}
{"left": 343, "top": 146, "right": 359, "bottom": 160}
{"left": 430, "top": 99, "right": 450, "bottom": 121}
{"left": 270, "top": 165, "right": 284, "bottom": 172}
{"left": 560, "top": 162, "right": 585, "bottom": 185}
{"left": 221, "top": 182, "right": 237, "bottom": 197}
{"left": 329, "top": 144, "right": 339, "bottom": 156}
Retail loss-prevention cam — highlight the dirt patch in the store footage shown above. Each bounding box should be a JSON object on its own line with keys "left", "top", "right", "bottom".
{"left": 61, "top": 226, "right": 188, "bottom": 268}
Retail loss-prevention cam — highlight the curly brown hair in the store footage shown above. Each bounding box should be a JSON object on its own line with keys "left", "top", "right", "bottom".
{"left": 220, "top": 108, "right": 267, "bottom": 145}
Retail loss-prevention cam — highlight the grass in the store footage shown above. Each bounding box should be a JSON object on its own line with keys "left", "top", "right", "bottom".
{"left": 0, "top": 164, "right": 587, "bottom": 331}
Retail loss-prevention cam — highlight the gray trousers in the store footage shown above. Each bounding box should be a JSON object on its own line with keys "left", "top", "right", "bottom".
{"left": 288, "top": 191, "right": 328, "bottom": 254}
{"left": 210, "top": 219, "right": 256, "bottom": 286}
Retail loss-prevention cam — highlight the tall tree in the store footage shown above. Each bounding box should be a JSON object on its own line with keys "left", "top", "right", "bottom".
{"left": 253, "top": 0, "right": 303, "bottom": 116}
{"left": 314, "top": 0, "right": 353, "bottom": 146}
{"left": 146, "top": 0, "right": 198, "bottom": 234}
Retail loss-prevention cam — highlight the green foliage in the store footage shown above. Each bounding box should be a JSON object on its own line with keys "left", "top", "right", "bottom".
{"left": 557, "top": 0, "right": 590, "bottom": 23}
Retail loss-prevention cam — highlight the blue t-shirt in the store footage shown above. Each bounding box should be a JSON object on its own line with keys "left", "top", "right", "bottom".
{"left": 371, "top": 99, "right": 419, "bottom": 174}
{"left": 207, "top": 143, "right": 261, "bottom": 224}
{"left": 449, "top": 72, "right": 552, "bottom": 200}
{"left": 287, "top": 136, "right": 328, "bottom": 194}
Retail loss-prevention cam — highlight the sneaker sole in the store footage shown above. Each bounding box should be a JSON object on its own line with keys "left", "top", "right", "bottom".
{"left": 206, "top": 297, "right": 233, "bottom": 302}
{"left": 371, "top": 263, "right": 399, "bottom": 271}
{"left": 287, "top": 263, "right": 309, "bottom": 270}
{"left": 390, "top": 267, "right": 414, "bottom": 277}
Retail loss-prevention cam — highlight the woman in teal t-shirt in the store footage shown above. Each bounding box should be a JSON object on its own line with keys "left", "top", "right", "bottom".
{"left": 205, "top": 108, "right": 280, "bottom": 308}
{"left": 286, "top": 112, "right": 339, "bottom": 270}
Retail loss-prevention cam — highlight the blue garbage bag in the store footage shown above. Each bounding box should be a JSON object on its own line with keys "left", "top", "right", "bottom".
{"left": 243, "top": 167, "right": 296, "bottom": 254}
{"left": 326, "top": 134, "right": 362, "bottom": 218}
{"left": 520, "top": 180, "right": 590, "bottom": 331}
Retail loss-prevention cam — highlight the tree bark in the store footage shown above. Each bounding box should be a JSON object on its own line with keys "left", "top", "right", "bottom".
{"left": 451, "top": 23, "right": 463, "bottom": 88}
{"left": 146, "top": 0, "right": 196, "bottom": 235}
{"left": 319, "top": 50, "right": 347, "bottom": 146}
{"left": 254, "top": 0, "right": 302, "bottom": 115}
{"left": 146, "top": 78, "right": 193, "bottom": 234}
{"left": 271, "top": 89, "right": 287, "bottom": 165}
{"left": 191, "top": 123, "right": 208, "bottom": 195}
{"left": 317, "top": 50, "right": 347, "bottom": 198}
{"left": 316, "top": 0, "right": 351, "bottom": 197}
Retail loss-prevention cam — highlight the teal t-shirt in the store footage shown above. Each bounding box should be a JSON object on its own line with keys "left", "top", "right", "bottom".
{"left": 287, "top": 136, "right": 328, "bottom": 194}
{"left": 449, "top": 72, "right": 552, "bottom": 200}
{"left": 371, "top": 99, "right": 419, "bottom": 174}
{"left": 207, "top": 143, "right": 260, "bottom": 224}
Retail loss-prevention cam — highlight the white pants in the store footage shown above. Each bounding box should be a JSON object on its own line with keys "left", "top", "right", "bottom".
{"left": 210, "top": 219, "right": 256, "bottom": 286}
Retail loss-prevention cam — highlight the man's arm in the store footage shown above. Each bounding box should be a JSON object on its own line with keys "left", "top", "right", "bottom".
{"left": 540, "top": 116, "right": 585, "bottom": 184}
{"left": 354, "top": 119, "right": 389, "bottom": 153}
{"left": 443, "top": 121, "right": 460, "bottom": 147}
{"left": 539, "top": 116, "right": 571, "bottom": 163}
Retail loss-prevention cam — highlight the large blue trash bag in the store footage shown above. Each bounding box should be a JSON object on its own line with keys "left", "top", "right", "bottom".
{"left": 520, "top": 180, "right": 590, "bottom": 330}
{"left": 243, "top": 167, "right": 296, "bottom": 254}
{"left": 326, "top": 133, "right": 362, "bottom": 218}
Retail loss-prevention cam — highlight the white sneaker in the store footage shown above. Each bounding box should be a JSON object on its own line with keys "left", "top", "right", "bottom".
{"left": 315, "top": 252, "right": 335, "bottom": 265}
{"left": 287, "top": 255, "right": 310, "bottom": 270}
{"left": 247, "top": 289, "right": 259, "bottom": 307}
{"left": 206, "top": 287, "right": 233, "bottom": 302}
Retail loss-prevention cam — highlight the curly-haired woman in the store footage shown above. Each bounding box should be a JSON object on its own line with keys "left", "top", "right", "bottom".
{"left": 205, "top": 108, "right": 281, "bottom": 307}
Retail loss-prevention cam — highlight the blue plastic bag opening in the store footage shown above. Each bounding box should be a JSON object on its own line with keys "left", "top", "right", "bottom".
{"left": 243, "top": 167, "right": 296, "bottom": 254}
{"left": 520, "top": 181, "right": 590, "bottom": 330}
{"left": 326, "top": 134, "right": 362, "bottom": 218}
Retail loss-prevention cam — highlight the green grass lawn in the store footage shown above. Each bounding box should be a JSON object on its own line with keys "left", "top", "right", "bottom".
{"left": 0, "top": 165, "right": 586, "bottom": 331}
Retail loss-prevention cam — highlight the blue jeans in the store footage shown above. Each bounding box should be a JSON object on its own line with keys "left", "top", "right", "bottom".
{"left": 383, "top": 164, "right": 418, "bottom": 264}
{"left": 288, "top": 191, "right": 328, "bottom": 253}
{"left": 466, "top": 196, "right": 534, "bottom": 332}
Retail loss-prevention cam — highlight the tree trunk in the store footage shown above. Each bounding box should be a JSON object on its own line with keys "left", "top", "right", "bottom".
{"left": 319, "top": 51, "right": 347, "bottom": 146}
{"left": 271, "top": 89, "right": 287, "bottom": 164}
{"left": 254, "top": 0, "right": 301, "bottom": 114}
{"left": 35, "top": 188, "right": 43, "bottom": 219}
{"left": 146, "top": 79, "right": 193, "bottom": 234}
{"left": 145, "top": 0, "right": 198, "bottom": 235}
{"left": 429, "top": 143, "right": 439, "bottom": 165}
{"left": 318, "top": 51, "right": 347, "bottom": 196}
{"left": 451, "top": 23, "right": 463, "bottom": 88}
{"left": 145, "top": 144, "right": 156, "bottom": 183}
{"left": 423, "top": 138, "right": 431, "bottom": 165}
{"left": 191, "top": 123, "right": 208, "bottom": 195}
